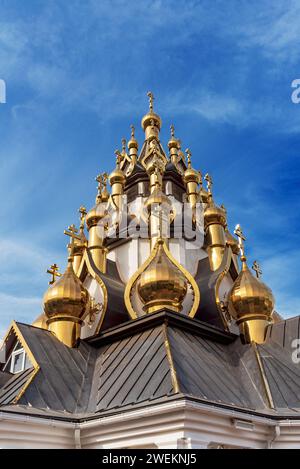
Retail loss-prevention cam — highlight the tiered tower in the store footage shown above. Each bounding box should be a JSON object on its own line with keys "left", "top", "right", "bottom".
{"left": 37, "top": 93, "right": 275, "bottom": 346}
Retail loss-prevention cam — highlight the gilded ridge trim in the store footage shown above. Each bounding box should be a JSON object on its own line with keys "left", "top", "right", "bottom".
{"left": 162, "top": 322, "right": 179, "bottom": 394}
{"left": 252, "top": 341, "right": 274, "bottom": 409}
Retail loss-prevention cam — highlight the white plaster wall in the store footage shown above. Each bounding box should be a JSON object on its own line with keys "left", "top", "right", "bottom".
{"left": 1, "top": 401, "right": 299, "bottom": 449}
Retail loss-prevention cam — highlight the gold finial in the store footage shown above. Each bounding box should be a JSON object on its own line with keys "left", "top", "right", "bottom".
{"left": 121, "top": 138, "right": 126, "bottom": 154}
{"left": 147, "top": 91, "right": 154, "bottom": 113}
{"left": 185, "top": 148, "right": 192, "bottom": 168}
{"left": 96, "top": 173, "right": 103, "bottom": 191}
{"left": 46, "top": 263, "right": 62, "bottom": 285}
{"left": 114, "top": 150, "right": 122, "bottom": 168}
{"left": 170, "top": 124, "right": 175, "bottom": 138}
{"left": 234, "top": 224, "right": 246, "bottom": 260}
{"left": 64, "top": 224, "right": 81, "bottom": 260}
{"left": 252, "top": 260, "right": 262, "bottom": 278}
{"left": 130, "top": 124, "right": 135, "bottom": 139}
{"left": 78, "top": 206, "right": 87, "bottom": 232}
{"left": 204, "top": 173, "right": 213, "bottom": 194}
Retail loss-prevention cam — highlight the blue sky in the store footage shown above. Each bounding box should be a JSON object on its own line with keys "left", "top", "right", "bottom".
{"left": 0, "top": 0, "right": 300, "bottom": 336}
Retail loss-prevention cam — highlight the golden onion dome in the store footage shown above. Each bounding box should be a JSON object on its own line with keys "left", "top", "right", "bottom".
{"left": 144, "top": 186, "right": 172, "bottom": 212}
{"left": 183, "top": 149, "right": 200, "bottom": 184}
{"left": 43, "top": 261, "right": 90, "bottom": 320}
{"left": 168, "top": 125, "right": 178, "bottom": 150}
{"left": 137, "top": 239, "right": 187, "bottom": 314}
{"left": 225, "top": 228, "right": 240, "bottom": 255}
{"left": 141, "top": 111, "right": 162, "bottom": 132}
{"left": 86, "top": 201, "right": 108, "bottom": 230}
{"left": 128, "top": 136, "right": 138, "bottom": 150}
{"left": 184, "top": 167, "right": 201, "bottom": 184}
{"left": 204, "top": 199, "right": 227, "bottom": 227}
{"left": 32, "top": 313, "right": 48, "bottom": 329}
{"left": 109, "top": 166, "right": 125, "bottom": 186}
{"left": 141, "top": 92, "right": 162, "bottom": 140}
{"left": 228, "top": 261, "right": 275, "bottom": 322}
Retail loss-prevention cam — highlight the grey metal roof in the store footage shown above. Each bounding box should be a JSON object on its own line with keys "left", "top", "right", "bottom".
{"left": 258, "top": 340, "right": 300, "bottom": 409}
{"left": 92, "top": 325, "right": 173, "bottom": 412}
{"left": 168, "top": 326, "right": 266, "bottom": 410}
{"left": 9, "top": 323, "right": 96, "bottom": 413}
{"left": 1, "top": 311, "right": 300, "bottom": 420}
{"left": 0, "top": 368, "right": 35, "bottom": 406}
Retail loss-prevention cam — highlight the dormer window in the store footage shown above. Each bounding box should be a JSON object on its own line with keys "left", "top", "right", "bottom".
{"left": 3, "top": 341, "right": 32, "bottom": 374}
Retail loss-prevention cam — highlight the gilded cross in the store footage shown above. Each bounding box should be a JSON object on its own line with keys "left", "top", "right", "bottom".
{"left": 78, "top": 206, "right": 87, "bottom": 231}
{"left": 147, "top": 91, "right": 154, "bottom": 112}
{"left": 185, "top": 148, "right": 192, "bottom": 168}
{"left": 114, "top": 150, "right": 122, "bottom": 168}
{"left": 96, "top": 173, "right": 104, "bottom": 191}
{"left": 121, "top": 138, "right": 126, "bottom": 154}
{"left": 130, "top": 124, "right": 135, "bottom": 139}
{"left": 204, "top": 173, "right": 213, "bottom": 193}
{"left": 170, "top": 124, "right": 175, "bottom": 138}
{"left": 252, "top": 260, "right": 262, "bottom": 278}
{"left": 47, "top": 263, "right": 61, "bottom": 285}
{"left": 64, "top": 224, "right": 81, "bottom": 257}
{"left": 234, "top": 224, "right": 246, "bottom": 258}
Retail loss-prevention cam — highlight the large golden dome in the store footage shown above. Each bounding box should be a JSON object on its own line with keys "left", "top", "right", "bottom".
{"left": 44, "top": 261, "right": 89, "bottom": 320}
{"left": 137, "top": 239, "right": 188, "bottom": 314}
{"left": 228, "top": 261, "right": 274, "bottom": 322}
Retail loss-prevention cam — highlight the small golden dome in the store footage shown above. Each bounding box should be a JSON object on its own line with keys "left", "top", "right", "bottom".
{"left": 183, "top": 149, "right": 200, "bottom": 184}
{"left": 44, "top": 261, "right": 89, "bottom": 320}
{"left": 141, "top": 92, "right": 162, "bottom": 140}
{"left": 225, "top": 228, "right": 240, "bottom": 255}
{"left": 204, "top": 199, "right": 226, "bottom": 227}
{"left": 109, "top": 166, "right": 125, "bottom": 186}
{"left": 168, "top": 125, "right": 178, "bottom": 150}
{"left": 137, "top": 239, "right": 187, "bottom": 314}
{"left": 141, "top": 112, "right": 162, "bottom": 132}
{"left": 228, "top": 261, "right": 275, "bottom": 322}
{"left": 183, "top": 166, "right": 201, "bottom": 184}
{"left": 86, "top": 202, "right": 108, "bottom": 230}
{"left": 128, "top": 136, "right": 138, "bottom": 150}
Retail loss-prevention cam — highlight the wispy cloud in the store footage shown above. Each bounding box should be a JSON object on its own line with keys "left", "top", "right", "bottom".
{"left": 0, "top": 293, "right": 41, "bottom": 338}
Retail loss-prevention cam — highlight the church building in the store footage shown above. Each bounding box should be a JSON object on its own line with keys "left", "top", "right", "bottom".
{"left": 1, "top": 93, "right": 300, "bottom": 449}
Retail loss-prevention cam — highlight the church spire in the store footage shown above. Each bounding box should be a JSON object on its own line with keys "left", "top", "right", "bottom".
{"left": 141, "top": 91, "right": 162, "bottom": 141}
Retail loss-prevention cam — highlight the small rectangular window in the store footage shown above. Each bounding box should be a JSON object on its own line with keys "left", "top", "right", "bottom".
{"left": 11, "top": 350, "right": 25, "bottom": 373}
